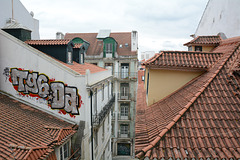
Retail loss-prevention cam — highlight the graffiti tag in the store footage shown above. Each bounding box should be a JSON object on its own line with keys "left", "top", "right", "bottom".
{"left": 9, "top": 68, "right": 81, "bottom": 116}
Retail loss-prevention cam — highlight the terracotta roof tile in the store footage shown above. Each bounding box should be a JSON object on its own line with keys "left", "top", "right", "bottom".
{"left": 25, "top": 39, "right": 72, "bottom": 45}
{"left": 60, "top": 61, "right": 107, "bottom": 75}
{"left": 0, "top": 93, "right": 76, "bottom": 159}
{"left": 73, "top": 43, "right": 83, "bottom": 48}
{"left": 135, "top": 36, "right": 240, "bottom": 159}
{"left": 143, "top": 51, "right": 223, "bottom": 70}
{"left": 64, "top": 32, "right": 137, "bottom": 56}
{"left": 184, "top": 35, "right": 222, "bottom": 46}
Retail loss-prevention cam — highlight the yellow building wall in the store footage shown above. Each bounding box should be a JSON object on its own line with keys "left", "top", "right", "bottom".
{"left": 147, "top": 69, "right": 203, "bottom": 106}
{"left": 192, "top": 46, "right": 215, "bottom": 52}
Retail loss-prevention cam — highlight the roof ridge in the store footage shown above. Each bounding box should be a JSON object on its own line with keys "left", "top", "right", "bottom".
{"left": 136, "top": 43, "right": 240, "bottom": 158}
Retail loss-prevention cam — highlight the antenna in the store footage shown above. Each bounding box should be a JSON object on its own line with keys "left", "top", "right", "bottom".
{"left": 12, "top": 0, "right": 14, "bottom": 20}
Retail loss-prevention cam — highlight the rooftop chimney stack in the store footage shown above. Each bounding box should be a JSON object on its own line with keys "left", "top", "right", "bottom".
{"left": 131, "top": 30, "right": 138, "bottom": 51}
{"left": 56, "top": 32, "right": 64, "bottom": 39}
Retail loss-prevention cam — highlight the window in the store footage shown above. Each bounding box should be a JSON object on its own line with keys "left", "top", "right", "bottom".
{"left": 120, "top": 124, "right": 128, "bottom": 135}
{"left": 121, "top": 63, "right": 129, "bottom": 79}
{"left": 120, "top": 83, "right": 129, "bottom": 99}
{"left": 195, "top": 46, "right": 202, "bottom": 51}
{"left": 188, "top": 46, "right": 192, "bottom": 51}
{"left": 102, "top": 84, "right": 104, "bottom": 101}
{"left": 67, "top": 52, "right": 72, "bottom": 64}
{"left": 120, "top": 104, "right": 129, "bottom": 118}
{"left": 60, "top": 141, "right": 70, "bottom": 160}
{"left": 117, "top": 143, "right": 130, "bottom": 155}
{"left": 105, "top": 43, "right": 113, "bottom": 57}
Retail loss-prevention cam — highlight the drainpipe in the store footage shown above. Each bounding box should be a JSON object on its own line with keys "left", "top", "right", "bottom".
{"left": 90, "top": 90, "right": 94, "bottom": 160}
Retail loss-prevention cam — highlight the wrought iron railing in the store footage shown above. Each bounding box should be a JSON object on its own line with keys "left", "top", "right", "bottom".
{"left": 118, "top": 131, "right": 130, "bottom": 138}
{"left": 117, "top": 93, "right": 132, "bottom": 100}
{"left": 92, "top": 96, "right": 115, "bottom": 127}
{"left": 114, "top": 72, "right": 137, "bottom": 79}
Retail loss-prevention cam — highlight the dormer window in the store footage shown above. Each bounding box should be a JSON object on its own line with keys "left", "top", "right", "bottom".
{"left": 195, "top": 46, "right": 202, "bottom": 51}
{"left": 188, "top": 46, "right": 192, "bottom": 51}
{"left": 67, "top": 52, "right": 73, "bottom": 64}
{"left": 105, "top": 43, "right": 113, "bottom": 58}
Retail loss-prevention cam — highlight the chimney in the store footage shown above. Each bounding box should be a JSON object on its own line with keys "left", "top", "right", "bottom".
{"left": 56, "top": 32, "right": 64, "bottom": 39}
{"left": 131, "top": 30, "right": 138, "bottom": 51}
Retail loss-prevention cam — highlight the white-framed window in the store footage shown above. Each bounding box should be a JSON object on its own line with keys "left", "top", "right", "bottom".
{"left": 67, "top": 52, "right": 72, "bottom": 64}
{"left": 120, "top": 104, "right": 129, "bottom": 117}
{"left": 120, "top": 124, "right": 128, "bottom": 135}
{"left": 105, "top": 43, "right": 113, "bottom": 57}
{"left": 60, "top": 141, "right": 70, "bottom": 160}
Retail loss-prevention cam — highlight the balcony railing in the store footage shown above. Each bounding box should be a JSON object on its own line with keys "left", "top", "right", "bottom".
{"left": 118, "top": 131, "right": 130, "bottom": 138}
{"left": 114, "top": 72, "right": 137, "bottom": 80}
{"left": 92, "top": 96, "right": 115, "bottom": 127}
{"left": 111, "top": 113, "right": 131, "bottom": 121}
{"left": 117, "top": 93, "right": 132, "bottom": 100}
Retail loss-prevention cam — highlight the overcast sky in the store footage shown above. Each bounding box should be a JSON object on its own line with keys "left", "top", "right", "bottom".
{"left": 20, "top": 0, "right": 209, "bottom": 55}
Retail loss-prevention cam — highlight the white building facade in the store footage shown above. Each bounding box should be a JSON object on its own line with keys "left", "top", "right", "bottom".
{"left": 65, "top": 30, "right": 138, "bottom": 159}
{"left": 0, "top": 29, "right": 113, "bottom": 160}
{"left": 194, "top": 0, "right": 240, "bottom": 38}
{"left": 0, "top": 0, "right": 40, "bottom": 39}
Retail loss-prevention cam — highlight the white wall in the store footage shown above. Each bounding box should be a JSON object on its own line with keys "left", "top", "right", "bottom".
{"left": 195, "top": 0, "right": 240, "bottom": 38}
{"left": 0, "top": 29, "right": 86, "bottom": 124}
{"left": 0, "top": 0, "right": 40, "bottom": 39}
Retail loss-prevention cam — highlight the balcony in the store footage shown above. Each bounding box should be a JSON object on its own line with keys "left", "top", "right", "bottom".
{"left": 111, "top": 113, "right": 131, "bottom": 121}
{"left": 117, "top": 93, "right": 132, "bottom": 101}
{"left": 114, "top": 72, "right": 137, "bottom": 80}
{"left": 118, "top": 131, "right": 130, "bottom": 138}
{"left": 92, "top": 96, "right": 115, "bottom": 127}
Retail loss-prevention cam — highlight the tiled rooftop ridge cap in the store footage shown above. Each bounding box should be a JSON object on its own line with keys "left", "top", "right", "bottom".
{"left": 25, "top": 39, "right": 72, "bottom": 45}
{"left": 135, "top": 43, "right": 240, "bottom": 159}
{"left": 143, "top": 51, "right": 223, "bottom": 70}
{"left": 184, "top": 35, "right": 222, "bottom": 46}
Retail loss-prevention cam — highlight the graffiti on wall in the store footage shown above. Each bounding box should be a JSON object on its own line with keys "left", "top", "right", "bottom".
{"left": 8, "top": 68, "right": 82, "bottom": 117}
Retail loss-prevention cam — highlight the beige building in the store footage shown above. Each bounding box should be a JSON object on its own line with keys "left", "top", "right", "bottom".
{"left": 64, "top": 30, "right": 138, "bottom": 158}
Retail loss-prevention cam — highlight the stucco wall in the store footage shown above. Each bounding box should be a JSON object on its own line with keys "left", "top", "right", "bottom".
{"left": 0, "top": 0, "right": 40, "bottom": 39}
{"left": 0, "top": 30, "right": 87, "bottom": 124}
{"left": 192, "top": 46, "right": 215, "bottom": 52}
{"left": 195, "top": 0, "right": 240, "bottom": 38}
{"left": 147, "top": 69, "right": 203, "bottom": 106}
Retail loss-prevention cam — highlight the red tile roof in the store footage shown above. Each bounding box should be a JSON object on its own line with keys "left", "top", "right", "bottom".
{"left": 73, "top": 43, "right": 83, "bottom": 48}
{"left": 60, "top": 61, "right": 107, "bottom": 75}
{"left": 25, "top": 39, "right": 72, "bottom": 45}
{"left": 135, "top": 36, "right": 240, "bottom": 159}
{"left": 143, "top": 51, "right": 223, "bottom": 71}
{"left": 0, "top": 93, "right": 77, "bottom": 159}
{"left": 184, "top": 35, "right": 222, "bottom": 46}
{"left": 64, "top": 32, "right": 137, "bottom": 56}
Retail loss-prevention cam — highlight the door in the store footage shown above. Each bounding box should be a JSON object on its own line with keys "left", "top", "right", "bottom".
{"left": 121, "top": 63, "right": 129, "bottom": 79}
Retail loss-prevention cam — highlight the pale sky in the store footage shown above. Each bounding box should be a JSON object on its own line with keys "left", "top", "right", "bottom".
{"left": 20, "top": 0, "right": 209, "bottom": 55}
